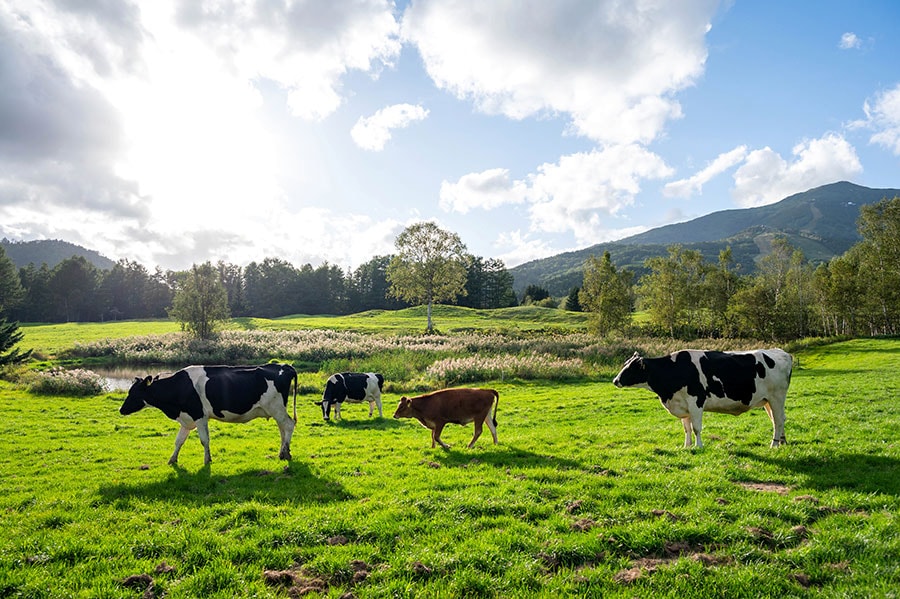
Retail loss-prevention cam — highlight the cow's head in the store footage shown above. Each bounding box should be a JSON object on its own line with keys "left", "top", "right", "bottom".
{"left": 315, "top": 399, "right": 335, "bottom": 421}
{"left": 613, "top": 352, "right": 647, "bottom": 388}
{"left": 119, "top": 375, "right": 153, "bottom": 415}
{"left": 393, "top": 397, "right": 413, "bottom": 419}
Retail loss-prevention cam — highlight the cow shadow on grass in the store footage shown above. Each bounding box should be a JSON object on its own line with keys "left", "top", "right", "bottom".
{"left": 431, "top": 444, "right": 592, "bottom": 474}
{"left": 97, "top": 460, "right": 351, "bottom": 507}
{"left": 733, "top": 449, "right": 900, "bottom": 497}
{"left": 328, "top": 418, "right": 404, "bottom": 431}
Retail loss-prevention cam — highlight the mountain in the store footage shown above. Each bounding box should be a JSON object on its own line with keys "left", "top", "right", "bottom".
{"left": 1, "top": 238, "right": 116, "bottom": 271}
{"left": 510, "top": 181, "right": 900, "bottom": 297}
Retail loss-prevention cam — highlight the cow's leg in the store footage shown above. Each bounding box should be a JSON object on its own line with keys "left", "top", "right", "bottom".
{"left": 485, "top": 412, "right": 498, "bottom": 445}
{"left": 691, "top": 411, "right": 704, "bottom": 448}
{"left": 374, "top": 395, "right": 383, "bottom": 418}
{"left": 334, "top": 402, "right": 342, "bottom": 421}
{"left": 680, "top": 417, "right": 693, "bottom": 448}
{"left": 432, "top": 423, "right": 450, "bottom": 449}
{"left": 765, "top": 400, "right": 787, "bottom": 447}
{"left": 274, "top": 411, "right": 295, "bottom": 460}
{"left": 196, "top": 419, "right": 213, "bottom": 465}
{"left": 169, "top": 425, "right": 192, "bottom": 465}
{"left": 468, "top": 419, "right": 484, "bottom": 448}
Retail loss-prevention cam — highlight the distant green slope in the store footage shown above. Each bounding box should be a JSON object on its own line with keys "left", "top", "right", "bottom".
{"left": 510, "top": 181, "right": 900, "bottom": 296}
{"left": 1, "top": 238, "right": 116, "bottom": 270}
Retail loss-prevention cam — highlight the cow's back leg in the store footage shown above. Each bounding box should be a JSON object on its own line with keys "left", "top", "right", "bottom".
{"left": 486, "top": 412, "right": 498, "bottom": 444}
{"left": 373, "top": 394, "right": 383, "bottom": 418}
{"left": 432, "top": 422, "right": 450, "bottom": 449}
{"left": 169, "top": 425, "right": 193, "bottom": 465}
{"left": 196, "top": 419, "right": 213, "bottom": 465}
{"left": 765, "top": 399, "right": 787, "bottom": 447}
{"left": 468, "top": 418, "right": 484, "bottom": 448}
{"left": 272, "top": 410, "right": 295, "bottom": 460}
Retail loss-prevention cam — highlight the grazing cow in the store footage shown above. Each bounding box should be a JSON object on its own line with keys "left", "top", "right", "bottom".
{"left": 119, "top": 363, "right": 297, "bottom": 465}
{"left": 612, "top": 349, "right": 792, "bottom": 448}
{"left": 393, "top": 388, "right": 499, "bottom": 449}
{"left": 317, "top": 372, "right": 384, "bottom": 421}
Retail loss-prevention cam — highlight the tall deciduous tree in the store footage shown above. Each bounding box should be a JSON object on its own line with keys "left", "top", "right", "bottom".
{"left": 387, "top": 222, "right": 467, "bottom": 332}
{"left": 636, "top": 245, "right": 701, "bottom": 338}
{"left": 169, "top": 262, "right": 230, "bottom": 339}
{"left": 855, "top": 196, "right": 900, "bottom": 335}
{"left": 579, "top": 252, "right": 632, "bottom": 335}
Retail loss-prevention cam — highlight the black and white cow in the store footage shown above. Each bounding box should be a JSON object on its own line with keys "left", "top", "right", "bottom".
{"left": 317, "top": 372, "right": 384, "bottom": 421}
{"left": 119, "top": 363, "right": 297, "bottom": 465}
{"left": 613, "top": 349, "right": 792, "bottom": 448}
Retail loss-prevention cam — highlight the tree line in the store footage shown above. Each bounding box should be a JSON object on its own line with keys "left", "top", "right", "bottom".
{"left": 0, "top": 247, "right": 518, "bottom": 325}
{"left": 578, "top": 195, "right": 900, "bottom": 341}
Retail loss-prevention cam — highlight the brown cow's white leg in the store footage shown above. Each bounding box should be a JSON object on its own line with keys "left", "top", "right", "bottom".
{"left": 169, "top": 425, "right": 192, "bottom": 465}
{"left": 486, "top": 414, "right": 498, "bottom": 445}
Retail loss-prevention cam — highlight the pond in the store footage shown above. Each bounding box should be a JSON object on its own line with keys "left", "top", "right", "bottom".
{"left": 81, "top": 365, "right": 172, "bottom": 391}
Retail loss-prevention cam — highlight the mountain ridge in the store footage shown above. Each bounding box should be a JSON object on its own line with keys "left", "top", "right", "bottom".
{"left": 509, "top": 181, "right": 900, "bottom": 296}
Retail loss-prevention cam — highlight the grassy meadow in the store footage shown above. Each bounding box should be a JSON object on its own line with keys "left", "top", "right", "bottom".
{"left": 1, "top": 311, "right": 898, "bottom": 597}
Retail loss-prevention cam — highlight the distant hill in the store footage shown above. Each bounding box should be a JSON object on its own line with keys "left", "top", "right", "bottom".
{"left": 1, "top": 238, "right": 116, "bottom": 271}
{"left": 510, "top": 181, "right": 900, "bottom": 296}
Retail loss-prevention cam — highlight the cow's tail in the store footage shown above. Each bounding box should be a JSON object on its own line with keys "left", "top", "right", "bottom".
{"left": 291, "top": 367, "right": 298, "bottom": 424}
{"left": 491, "top": 389, "right": 499, "bottom": 427}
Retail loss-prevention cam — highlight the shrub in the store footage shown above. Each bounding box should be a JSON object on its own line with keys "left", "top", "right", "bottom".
{"left": 26, "top": 368, "right": 107, "bottom": 396}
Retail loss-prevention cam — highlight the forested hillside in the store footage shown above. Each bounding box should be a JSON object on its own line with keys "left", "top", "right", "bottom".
{"left": 510, "top": 181, "right": 900, "bottom": 296}
{"left": 1, "top": 239, "right": 114, "bottom": 270}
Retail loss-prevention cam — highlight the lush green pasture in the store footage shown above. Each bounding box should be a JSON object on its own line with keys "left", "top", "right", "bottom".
{"left": 18, "top": 305, "right": 588, "bottom": 360}
{"left": 1, "top": 339, "right": 898, "bottom": 598}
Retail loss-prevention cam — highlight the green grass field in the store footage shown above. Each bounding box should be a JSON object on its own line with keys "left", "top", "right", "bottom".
{"left": 2, "top": 317, "right": 898, "bottom": 597}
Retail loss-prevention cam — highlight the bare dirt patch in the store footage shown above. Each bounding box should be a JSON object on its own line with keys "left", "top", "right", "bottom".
{"left": 736, "top": 481, "right": 792, "bottom": 494}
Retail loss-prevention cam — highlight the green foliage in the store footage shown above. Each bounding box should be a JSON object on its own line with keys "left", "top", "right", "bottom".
{"left": 0, "top": 318, "right": 31, "bottom": 366}
{"left": 169, "top": 262, "right": 230, "bottom": 340}
{"left": 0, "top": 339, "right": 898, "bottom": 597}
{"left": 387, "top": 222, "right": 469, "bottom": 332}
{"left": 0, "top": 246, "right": 24, "bottom": 314}
{"left": 580, "top": 252, "right": 632, "bottom": 336}
{"left": 23, "top": 367, "right": 105, "bottom": 396}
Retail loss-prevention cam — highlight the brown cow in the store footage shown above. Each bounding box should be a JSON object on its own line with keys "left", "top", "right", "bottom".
{"left": 393, "top": 388, "right": 499, "bottom": 449}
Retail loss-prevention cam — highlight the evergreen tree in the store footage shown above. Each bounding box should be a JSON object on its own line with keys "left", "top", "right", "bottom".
{"left": 0, "top": 317, "right": 31, "bottom": 366}
{"left": 564, "top": 287, "right": 582, "bottom": 312}
{"left": 0, "top": 246, "right": 24, "bottom": 314}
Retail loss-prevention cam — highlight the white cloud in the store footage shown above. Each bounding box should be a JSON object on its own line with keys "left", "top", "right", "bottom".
{"left": 351, "top": 103, "right": 429, "bottom": 151}
{"left": 527, "top": 146, "right": 673, "bottom": 244}
{"left": 664, "top": 145, "right": 748, "bottom": 198}
{"left": 173, "top": 0, "right": 401, "bottom": 121}
{"left": 439, "top": 168, "right": 529, "bottom": 213}
{"left": 731, "top": 134, "right": 862, "bottom": 208}
{"left": 443, "top": 146, "right": 672, "bottom": 247}
{"left": 401, "top": 0, "right": 716, "bottom": 144}
{"left": 839, "top": 32, "right": 861, "bottom": 50}
{"left": 852, "top": 84, "right": 900, "bottom": 155}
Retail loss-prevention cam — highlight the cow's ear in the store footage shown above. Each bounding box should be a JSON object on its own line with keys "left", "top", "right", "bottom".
{"left": 143, "top": 375, "right": 153, "bottom": 386}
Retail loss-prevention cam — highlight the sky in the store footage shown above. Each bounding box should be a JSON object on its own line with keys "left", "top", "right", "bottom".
{"left": 2, "top": 1, "right": 899, "bottom": 273}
